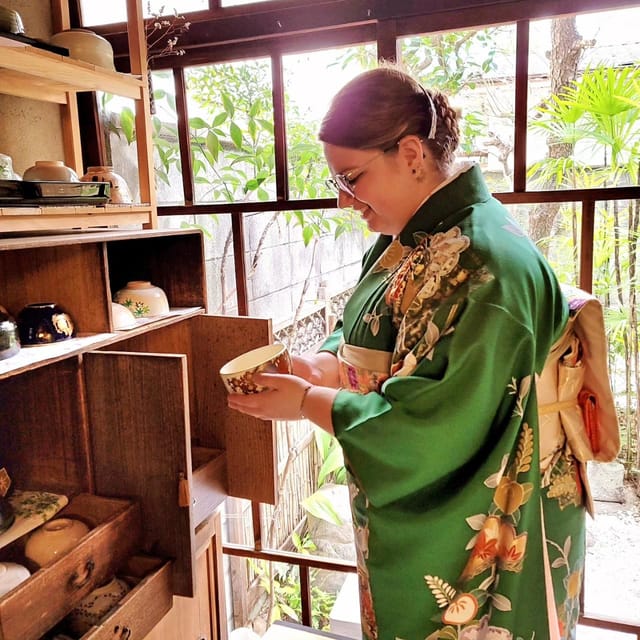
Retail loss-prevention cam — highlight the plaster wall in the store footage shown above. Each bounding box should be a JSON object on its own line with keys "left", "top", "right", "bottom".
{"left": 0, "top": 1, "right": 65, "bottom": 175}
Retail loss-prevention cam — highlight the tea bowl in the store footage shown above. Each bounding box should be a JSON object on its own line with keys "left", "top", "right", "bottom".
{"left": 66, "top": 576, "right": 130, "bottom": 635}
{"left": 17, "top": 303, "right": 75, "bottom": 346}
{"left": 113, "top": 281, "right": 169, "bottom": 318}
{"left": 111, "top": 302, "right": 137, "bottom": 330}
{"left": 25, "top": 517, "right": 90, "bottom": 567}
{"left": 0, "top": 562, "right": 30, "bottom": 597}
{"left": 220, "top": 343, "right": 292, "bottom": 394}
{"left": 0, "top": 304, "right": 20, "bottom": 360}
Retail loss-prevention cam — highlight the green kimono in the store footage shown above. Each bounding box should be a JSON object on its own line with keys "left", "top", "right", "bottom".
{"left": 320, "top": 164, "right": 586, "bottom": 640}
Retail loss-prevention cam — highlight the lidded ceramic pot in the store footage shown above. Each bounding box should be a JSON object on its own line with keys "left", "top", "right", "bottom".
{"left": 66, "top": 576, "right": 130, "bottom": 635}
{"left": 17, "top": 302, "right": 75, "bottom": 346}
{"left": 0, "top": 304, "right": 20, "bottom": 360}
{"left": 81, "top": 166, "right": 132, "bottom": 204}
{"left": 114, "top": 281, "right": 169, "bottom": 318}
{"left": 25, "top": 517, "right": 90, "bottom": 567}
{"left": 23, "top": 161, "right": 79, "bottom": 182}
{"left": 50, "top": 29, "right": 116, "bottom": 70}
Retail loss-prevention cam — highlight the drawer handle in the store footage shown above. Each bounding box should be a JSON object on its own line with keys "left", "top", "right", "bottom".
{"left": 68, "top": 559, "right": 95, "bottom": 590}
{"left": 114, "top": 625, "right": 132, "bottom": 639}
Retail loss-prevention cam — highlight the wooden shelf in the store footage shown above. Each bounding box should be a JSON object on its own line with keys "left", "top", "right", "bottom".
{"left": 0, "top": 307, "right": 204, "bottom": 381}
{"left": 0, "top": 204, "right": 154, "bottom": 232}
{"left": 0, "top": 38, "right": 144, "bottom": 102}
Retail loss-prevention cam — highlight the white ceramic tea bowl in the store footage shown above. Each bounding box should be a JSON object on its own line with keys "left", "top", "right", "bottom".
{"left": 111, "top": 302, "right": 137, "bottom": 330}
{"left": 220, "top": 343, "right": 292, "bottom": 394}
{"left": 113, "top": 281, "right": 169, "bottom": 318}
{"left": 0, "top": 562, "right": 30, "bottom": 597}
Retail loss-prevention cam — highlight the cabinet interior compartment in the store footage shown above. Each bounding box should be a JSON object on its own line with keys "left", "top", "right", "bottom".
{"left": 83, "top": 350, "right": 196, "bottom": 598}
{"left": 0, "top": 494, "right": 141, "bottom": 640}
{"left": 0, "top": 243, "right": 110, "bottom": 335}
{"left": 75, "top": 555, "right": 173, "bottom": 640}
{"left": 106, "top": 233, "right": 206, "bottom": 311}
{"left": 0, "top": 357, "right": 92, "bottom": 495}
{"left": 110, "top": 314, "right": 279, "bottom": 506}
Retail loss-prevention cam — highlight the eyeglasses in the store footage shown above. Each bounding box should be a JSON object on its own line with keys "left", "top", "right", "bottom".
{"left": 325, "top": 144, "right": 397, "bottom": 198}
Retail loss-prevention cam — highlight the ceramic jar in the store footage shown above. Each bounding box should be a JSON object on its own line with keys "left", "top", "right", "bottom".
{"left": 25, "top": 517, "right": 90, "bottom": 567}
{"left": 66, "top": 576, "right": 130, "bottom": 635}
{"left": 0, "top": 305, "right": 20, "bottom": 360}
{"left": 17, "top": 303, "right": 75, "bottom": 346}
{"left": 23, "top": 161, "right": 79, "bottom": 182}
{"left": 114, "top": 281, "right": 169, "bottom": 317}
{"left": 50, "top": 29, "right": 116, "bottom": 70}
{"left": 80, "top": 166, "right": 132, "bottom": 204}
{"left": 0, "top": 562, "right": 30, "bottom": 597}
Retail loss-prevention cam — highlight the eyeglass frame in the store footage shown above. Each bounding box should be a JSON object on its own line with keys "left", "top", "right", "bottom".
{"left": 325, "top": 141, "right": 400, "bottom": 198}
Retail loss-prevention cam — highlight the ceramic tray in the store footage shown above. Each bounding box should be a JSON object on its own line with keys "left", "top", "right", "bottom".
{"left": 0, "top": 490, "right": 68, "bottom": 551}
{"left": 0, "top": 179, "right": 110, "bottom": 206}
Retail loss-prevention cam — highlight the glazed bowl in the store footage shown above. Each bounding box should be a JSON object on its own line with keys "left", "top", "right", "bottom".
{"left": 66, "top": 576, "right": 130, "bottom": 635}
{"left": 49, "top": 29, "right": 116, "bottom": 70}
{"left": 0, "top": 304, "right": 20, "bottom": 360}
{"left": 0, "top": 562, "right": 30, "bottom": 597}
{"left": 113, "top": 281, "right": 169, "bottom": 318}
{"left": 25, "top": 517, "right": 90, "bottom": 568}
{"left": 220, "top": 343, "right": 292, "bottom": 394}
{"left": 0, "top": 6, "right": 24, "bottom": 34}
{"left": 111, "top": 302, "right": 137, "bottom": 330}
{"left": 22, "top": 161, "right": 79, "bottom": 182}
{"left": 17, "top": 302, "right": 75, "bottom": 346}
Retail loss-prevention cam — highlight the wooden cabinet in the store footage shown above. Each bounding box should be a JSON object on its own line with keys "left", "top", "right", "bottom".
{"left": 0, "top": 0, "right": 156, "bottom": 232}
{"left": 0, "top": 228, "right": 278, "bottom": 639}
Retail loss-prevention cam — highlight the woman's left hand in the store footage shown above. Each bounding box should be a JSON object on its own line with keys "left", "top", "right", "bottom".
{"left": 227, "top": 373, "right": 310, "bottom": 421}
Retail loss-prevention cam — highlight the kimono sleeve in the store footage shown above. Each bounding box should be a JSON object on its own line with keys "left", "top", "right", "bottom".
{"left": 331, "top": 301, "right": 537, "bottom": 508}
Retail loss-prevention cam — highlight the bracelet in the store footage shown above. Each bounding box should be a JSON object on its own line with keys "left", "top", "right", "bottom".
{"left": 299, "top": 384, "right": 313, "bottom": 419}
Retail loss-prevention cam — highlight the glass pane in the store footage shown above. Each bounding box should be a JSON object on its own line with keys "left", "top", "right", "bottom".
{"left": 501, "top": 201, "right": 581, "bottom": 286}
{"left": 586, "top": 197, "right": 640, "bottom": 625}
{"left": 159, "top": 213, "right": 237, "bottom": 314}
{"left": 527, "top": 8, "right": 640, "bottom": 192}
{"left": 80, "top": 0, "right": 206, "bottom": 26}
{"left": 242, "top": 208, "right": 370, "bottom": 332}
{"left": 283, "top": 44, "right": 377, "bottom": 200}
{"left": 97, "top": 92, "right": 141, "bottom": 202}
{"left": 184, "top": 59, "right": 275, "bottom": 205}
{"left": 400, "top": 25, "right": 517, "bottom": 192}
{"left": 149, "top": 70, "right": 185, "bottom": 205}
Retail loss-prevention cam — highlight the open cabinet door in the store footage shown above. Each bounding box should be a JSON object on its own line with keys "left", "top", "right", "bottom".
{"left": 191, "top": 315, "right": 278, "bottom": 505}
{"left": 83, "top": 351, "right": 196, "bottom": 597}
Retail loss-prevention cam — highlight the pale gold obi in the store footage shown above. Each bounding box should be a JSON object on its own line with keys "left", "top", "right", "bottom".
{"left": 337, "top": 341, "right": 392, "bottom": 394}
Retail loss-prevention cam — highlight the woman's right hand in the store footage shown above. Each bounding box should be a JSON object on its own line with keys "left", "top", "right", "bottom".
{"left": 292, "top": 352, "right": 340, "bottom": 388}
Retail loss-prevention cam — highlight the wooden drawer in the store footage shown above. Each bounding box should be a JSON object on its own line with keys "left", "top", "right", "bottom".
{"left": 0, "top": 494, "right": 141, "bottom": 640}
{"left": 80, "top": 557, "right": 173, "bottom": 640}
{"left": 192, "top": 447, "right": 227, "bottom": 528}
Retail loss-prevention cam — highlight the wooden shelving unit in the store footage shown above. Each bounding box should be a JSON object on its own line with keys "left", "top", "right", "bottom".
{"left": 0, "top": 0, "right": 156, "bottom": 232}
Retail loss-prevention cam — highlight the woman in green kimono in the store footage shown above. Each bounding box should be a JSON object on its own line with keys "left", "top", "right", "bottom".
{"left": 228, "top": 66, "right": 587, "bottom": 640}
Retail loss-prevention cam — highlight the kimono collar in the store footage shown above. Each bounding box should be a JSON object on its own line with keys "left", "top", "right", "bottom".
{"left": 397, "top": 163, "right": 491, "bottom": 247}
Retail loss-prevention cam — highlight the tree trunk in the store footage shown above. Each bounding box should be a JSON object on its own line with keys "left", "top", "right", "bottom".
{"left": 528, "top": 17, "right": 584, "bottom": 246}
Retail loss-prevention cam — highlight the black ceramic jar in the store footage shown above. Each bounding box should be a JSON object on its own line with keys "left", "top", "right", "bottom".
{"left": 0, "top": 304, "right": 20, "bottom": 360}
{"left": 17, "top": 302, "right": 75, "bottom": 346}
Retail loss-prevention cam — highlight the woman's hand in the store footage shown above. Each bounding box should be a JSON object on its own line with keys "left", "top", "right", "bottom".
{"left": 227, "top": 373, "right": 312, "bottom": 421}
{"left": 227, "top": 372, "right": 338, "bottom": 434}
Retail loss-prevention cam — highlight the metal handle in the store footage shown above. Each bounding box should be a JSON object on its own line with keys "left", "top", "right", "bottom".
{"left": 68, "top": 559, "right": 95, "bottom": 590}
